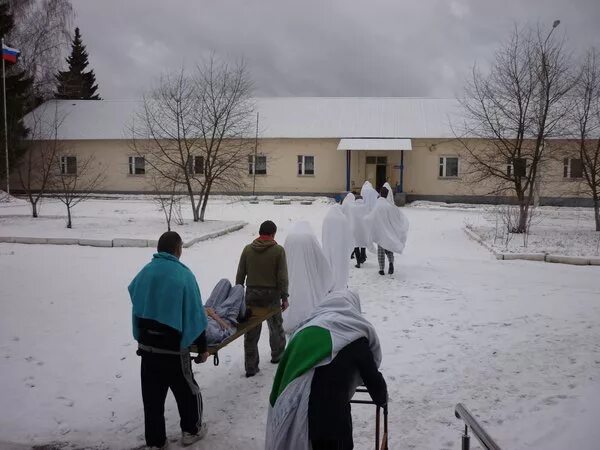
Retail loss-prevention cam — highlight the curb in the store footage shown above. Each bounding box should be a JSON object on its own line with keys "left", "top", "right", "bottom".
{"left": 463, "top": 227, "right": 600, "bottom": 266}
{"left": 0, "top": 222, "right": 247, "bottom": 249}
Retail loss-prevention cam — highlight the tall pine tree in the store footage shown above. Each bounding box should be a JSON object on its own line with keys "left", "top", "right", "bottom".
{"left": 55, "top": 27, "right": 100, "bottom": 100}
{"left": 0, "top": 1, "right": 34, "bottom": 185}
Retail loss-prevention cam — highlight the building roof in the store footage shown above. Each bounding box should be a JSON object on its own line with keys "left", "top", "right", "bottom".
{"left": 24, "top": 97, "right": 463, "bottom": 141}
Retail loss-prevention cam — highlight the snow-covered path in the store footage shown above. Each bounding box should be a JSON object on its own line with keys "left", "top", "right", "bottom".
{"left": 0, "top": 202, "right": 599, "bottom": 449}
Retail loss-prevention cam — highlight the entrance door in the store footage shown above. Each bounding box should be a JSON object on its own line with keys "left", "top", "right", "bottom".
{"left": 366, "top": 156, "right": 387, "bottom": 191}
{"left": 375, "top": 164, "right": 387, "bottom": 191}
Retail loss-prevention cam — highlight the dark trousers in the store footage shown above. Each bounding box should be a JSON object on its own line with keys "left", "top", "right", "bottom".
{"left": 140, "top": 351, "right": 203, "bottom": 447}
{"left": 352, "top": 247, "right": 366, "bottom": 264}
{"left": 244, "top": 287, "right": 286, "bottom": 374}
{"left": 312, "top": 440, "right": 353, "bottom": 450}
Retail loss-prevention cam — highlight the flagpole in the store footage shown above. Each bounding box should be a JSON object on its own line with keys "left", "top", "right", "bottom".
{"left": 2, "top": 38, "right": 9, "bottom": 195}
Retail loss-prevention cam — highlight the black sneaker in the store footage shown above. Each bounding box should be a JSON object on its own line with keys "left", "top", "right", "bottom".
{"left": 378, "top": 270, "right": 385, "bottom": 276}
{"left": 388, "top": 263, "right": 394, "bottom": 275}
{"left": 355, "top": 263, "right": 361, "bottom": 268}
{"left": 245, "top": 369, "right": 260, "bottom": 378}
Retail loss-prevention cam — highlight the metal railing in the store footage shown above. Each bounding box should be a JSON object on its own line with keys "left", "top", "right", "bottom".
{"left": 455, "top": 403, "right": 502, "bottom": 450}
{"left": 351, "top": 386, "right": 388, "bottom": 449}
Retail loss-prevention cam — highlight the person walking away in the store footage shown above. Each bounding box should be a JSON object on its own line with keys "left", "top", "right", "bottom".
{"left": 266, "top": 290, "right": 387, "bottom": 450}
{"left": 322, "top": 205, "right": 354, "bottom": 290}
{"left": 283, "top": 221, "right": 334, "bottom": 334}
{"left": 365, "top": 186, "right": 409, "bottom": 276}
{"left": 341, "top": 192, "right": 372, "bottom": 268}
{"left": 128, "top": 231, "right": 210, "bottom": 449}
{"left": 236, "top": 220, "right": 289, "bottom": 377}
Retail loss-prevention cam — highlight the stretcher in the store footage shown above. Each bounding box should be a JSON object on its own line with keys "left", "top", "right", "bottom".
{"left": 350, "top": 386, "right": 389, "bottom": 450}
{"left": 190, "top": 306, "right": 281, "bottom": 366}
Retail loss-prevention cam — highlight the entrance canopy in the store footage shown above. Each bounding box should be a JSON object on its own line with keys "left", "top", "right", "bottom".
{"left": 337, "top": 138, "right": 412, "bottom": 151}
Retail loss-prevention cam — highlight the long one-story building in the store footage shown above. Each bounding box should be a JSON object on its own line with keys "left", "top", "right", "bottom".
{"left": 18, "top": 97, "right": 592, "bottom": 205}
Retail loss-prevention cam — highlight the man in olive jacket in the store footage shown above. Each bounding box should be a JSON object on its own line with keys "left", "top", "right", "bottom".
{"left": 236, "top": 220, "right": 289, "bottom": 377}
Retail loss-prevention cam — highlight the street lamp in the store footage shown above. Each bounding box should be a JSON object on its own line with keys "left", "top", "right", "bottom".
{"left": 544, "top": 19, "right": 561, "bottom": 45}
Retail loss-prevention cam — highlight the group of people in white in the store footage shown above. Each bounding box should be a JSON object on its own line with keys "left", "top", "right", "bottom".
{"left": 266, "top": 180, "right": 409, "bottom": 449}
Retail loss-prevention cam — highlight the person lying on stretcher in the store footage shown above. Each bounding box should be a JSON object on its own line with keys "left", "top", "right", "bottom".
{"left": 204, "top": 279, "right": 251, "bottom": 345}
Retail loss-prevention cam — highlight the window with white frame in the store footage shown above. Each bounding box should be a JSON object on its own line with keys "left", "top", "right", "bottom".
{"left": 60, "top": 156, "right": 77, "bottom": 175}
{"left": 298, "top": 155, "right": 315, "bottom": 175}
{"left": 438, "top": 156, "right": 459, "bottom": 178}
{"left": 506, "top": 157, "right": 527, "bottom": 177}
{"left": 128, "top": 156, "right": 145, "bottom": 175}
{"left": 248, "top": 154, "right": 267, "bottom": 175}
{"left": 188, "top": 155, "right": 205, "bottom": 175}
{"left": 563, "top": 158, "right": 583, "bottom": 179}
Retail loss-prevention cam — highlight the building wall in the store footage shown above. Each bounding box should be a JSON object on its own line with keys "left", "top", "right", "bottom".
{"left": 13, "top": 137, "right": 595, "bottom": 205}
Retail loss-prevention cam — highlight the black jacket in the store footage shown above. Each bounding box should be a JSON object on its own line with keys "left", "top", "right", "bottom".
{"left": 137, "top": 318, "right": 207, "bottom": 353}
{"left": 308, "top": 337, "right": 387, "bottom": 443}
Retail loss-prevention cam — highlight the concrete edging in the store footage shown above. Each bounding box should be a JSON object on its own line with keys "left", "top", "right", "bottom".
{"left": 463, "top": 227, "right": 599, "bottom": 266}
{"left": 0, "top": 221, "right": 247, "bottom": 249}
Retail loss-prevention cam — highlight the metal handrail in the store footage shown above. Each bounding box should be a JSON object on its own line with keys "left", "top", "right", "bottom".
{"left": 455, "top": 403, "right": 502, "bottom": 450}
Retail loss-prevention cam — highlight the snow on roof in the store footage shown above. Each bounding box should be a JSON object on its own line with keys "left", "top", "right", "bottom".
{"left": 23, "top": 97, "right": 463, "bottom": 141}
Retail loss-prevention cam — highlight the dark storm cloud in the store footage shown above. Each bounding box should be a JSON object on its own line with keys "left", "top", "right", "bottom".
{"left": 71, "top": 0, "right": 600, "bottom": 99}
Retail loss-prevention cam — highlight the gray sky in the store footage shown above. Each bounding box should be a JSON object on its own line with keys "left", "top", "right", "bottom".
{"left": 71, "top": 0, "right": 600, "bottom": 100}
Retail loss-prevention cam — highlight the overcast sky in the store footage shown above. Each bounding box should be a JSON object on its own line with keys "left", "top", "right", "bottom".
{"left": 71, "top": 0, "right": 600, "bottom": 100}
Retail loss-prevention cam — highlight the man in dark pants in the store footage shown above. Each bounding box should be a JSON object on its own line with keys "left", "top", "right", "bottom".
{"left": 128, "top": 231, "right": 210, "bottom": 449}
{"left": 236, "top": 220, "right": 289, "bottom": 377}
{"left": 309, "top": 337, "right": 387, "bottom": 449}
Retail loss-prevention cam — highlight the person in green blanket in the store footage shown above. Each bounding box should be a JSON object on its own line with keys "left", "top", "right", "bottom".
{"left": 128, "top": 231, "right": 210, "bottom": 450}
{"left": 266, "top": 289, "right": 387, "bottom": 450}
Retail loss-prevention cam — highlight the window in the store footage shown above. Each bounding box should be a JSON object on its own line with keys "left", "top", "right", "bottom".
{"left": 507, "top": 158, "right": 527, "bottom": 177}
{"left": 366, "top": 156, "right": 387, "bottom": 165}
{"left": 128, "top": 156, "right": 145, "bottom": 175}
{"left": 564, "top": 158, "right": 583, "bottom": 179}
{"left": 188, "top": 155, "right": 204, "bottom": 175}
{"left": 60, "top": 156, "right": 77, "bottom": 175}
{"left": 298, "top": 155, "right": 315, "bottom": 175}
{"left": 248, "top": 155, "right": 267, "bottom": 175}
{"left": 439, "top": 156, "right": 459, "bottom": 178}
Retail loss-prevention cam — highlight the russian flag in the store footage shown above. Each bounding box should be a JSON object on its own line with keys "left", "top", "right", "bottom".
{"left": 2, "top": 43, "right": 20, "bottom": 64}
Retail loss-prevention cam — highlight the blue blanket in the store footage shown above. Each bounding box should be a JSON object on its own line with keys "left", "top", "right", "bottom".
{"left": 128, "top": 252, "right": 208, "bottom": 349}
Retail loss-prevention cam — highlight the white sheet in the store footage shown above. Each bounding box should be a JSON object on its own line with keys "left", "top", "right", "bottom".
{"left": 365, "top": 197, "right": 409, "bottom": 254}
{"left": 360, "top": 181, "right": 379, "bottom": 211}
{"left": 383, "top": 182, "right": 395, "bottom": 205}
{"left": 282, "top": 222, "right": 334, "bottom": 334}
{"left": 322, "top": 205, "right": 354, "bottom": 291}
{"left": 341, "top": 193, "right": 373, "bottom": 248}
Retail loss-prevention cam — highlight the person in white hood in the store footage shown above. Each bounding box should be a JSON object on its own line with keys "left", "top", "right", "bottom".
{"left": 382, "top": 181, "right": 395, "bottom": 205}
{"left": 360, "top": 181, "right": 378, "bottom": 212}
{"left": 321, "top": 205, "right": 354, "bottom": 290}
{"left": 365, "top": 185, "right": 409, "bottom": 275}
{"left": 341, "top": 192, "right": 372, "bottom": 268}
{"left": 282, "top": 222, "right": 335, "bottom": 334}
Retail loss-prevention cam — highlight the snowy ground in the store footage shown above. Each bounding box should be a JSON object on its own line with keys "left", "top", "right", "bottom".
{"left": 0, "top": 198, "right": 599, "bottom": 449}
{"left": 412, "top": 201, "right": 600, "bottom": 257}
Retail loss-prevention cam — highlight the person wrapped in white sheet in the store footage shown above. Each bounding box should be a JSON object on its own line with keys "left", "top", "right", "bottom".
{"left": 265, "top": 289, "right": 387, "bottom": 450}
{"left": 382, "top": 181, "right": 395, "bottom": 205}
{"left": 204, "top": 279, "right": 247, "bottom": 345}
{"left": 321, "top": 205, "right": 354, "bottom": 291}
{"left": 282, "top": 222, "right": 334, "bottom": 334}
{"left": 365, "top": 185, "right": 409, "bottom": 276}
{"left": 360, "top": 181, "right": 379, "bottom": 211}
{"left": 341, "top": 192, "right": 373, "bottom": 268}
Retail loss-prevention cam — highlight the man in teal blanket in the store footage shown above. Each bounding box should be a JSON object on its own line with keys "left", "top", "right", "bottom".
{"left": 128, "top": 231, "right": 209, "bottom": 449}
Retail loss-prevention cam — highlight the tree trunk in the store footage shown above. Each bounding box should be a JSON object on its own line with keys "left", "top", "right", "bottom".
{"left": 32, "top": 200, "right": 38, "bottom": 218}
{"left": 66, "top": 205, "right": 72, "bottom": 228}
{"left": 199, "top": 183, "right": 212, "bottom": 222}
{"left": 594, "top": 199, "right": 600, "bottom": 232}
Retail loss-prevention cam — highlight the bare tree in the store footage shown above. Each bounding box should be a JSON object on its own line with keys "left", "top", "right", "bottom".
{"left": 150, "top": 171, "right": 184, "bottom": 232}
{"left": 8, "top": 0, "right": 74, "bottom": 101}
{"left": 131, "top": 68, "right": 206, "bottom": 221}
{"left": 458, "top": 23, "right": 575, "bottom": 233}
{"left": 193, "top": 56, "right": 255, "bottom": 221}
{"left": 17, "top": 103, "right": 65, "bottom": 217}
{"left": 131, "top": 58, "right": 254, "bottom": 222}
{"left": 50, "top": 152, "right": 105, "bottom": 228}
{"left": 571, "top": 49, "right": 600, "bottom": 231}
